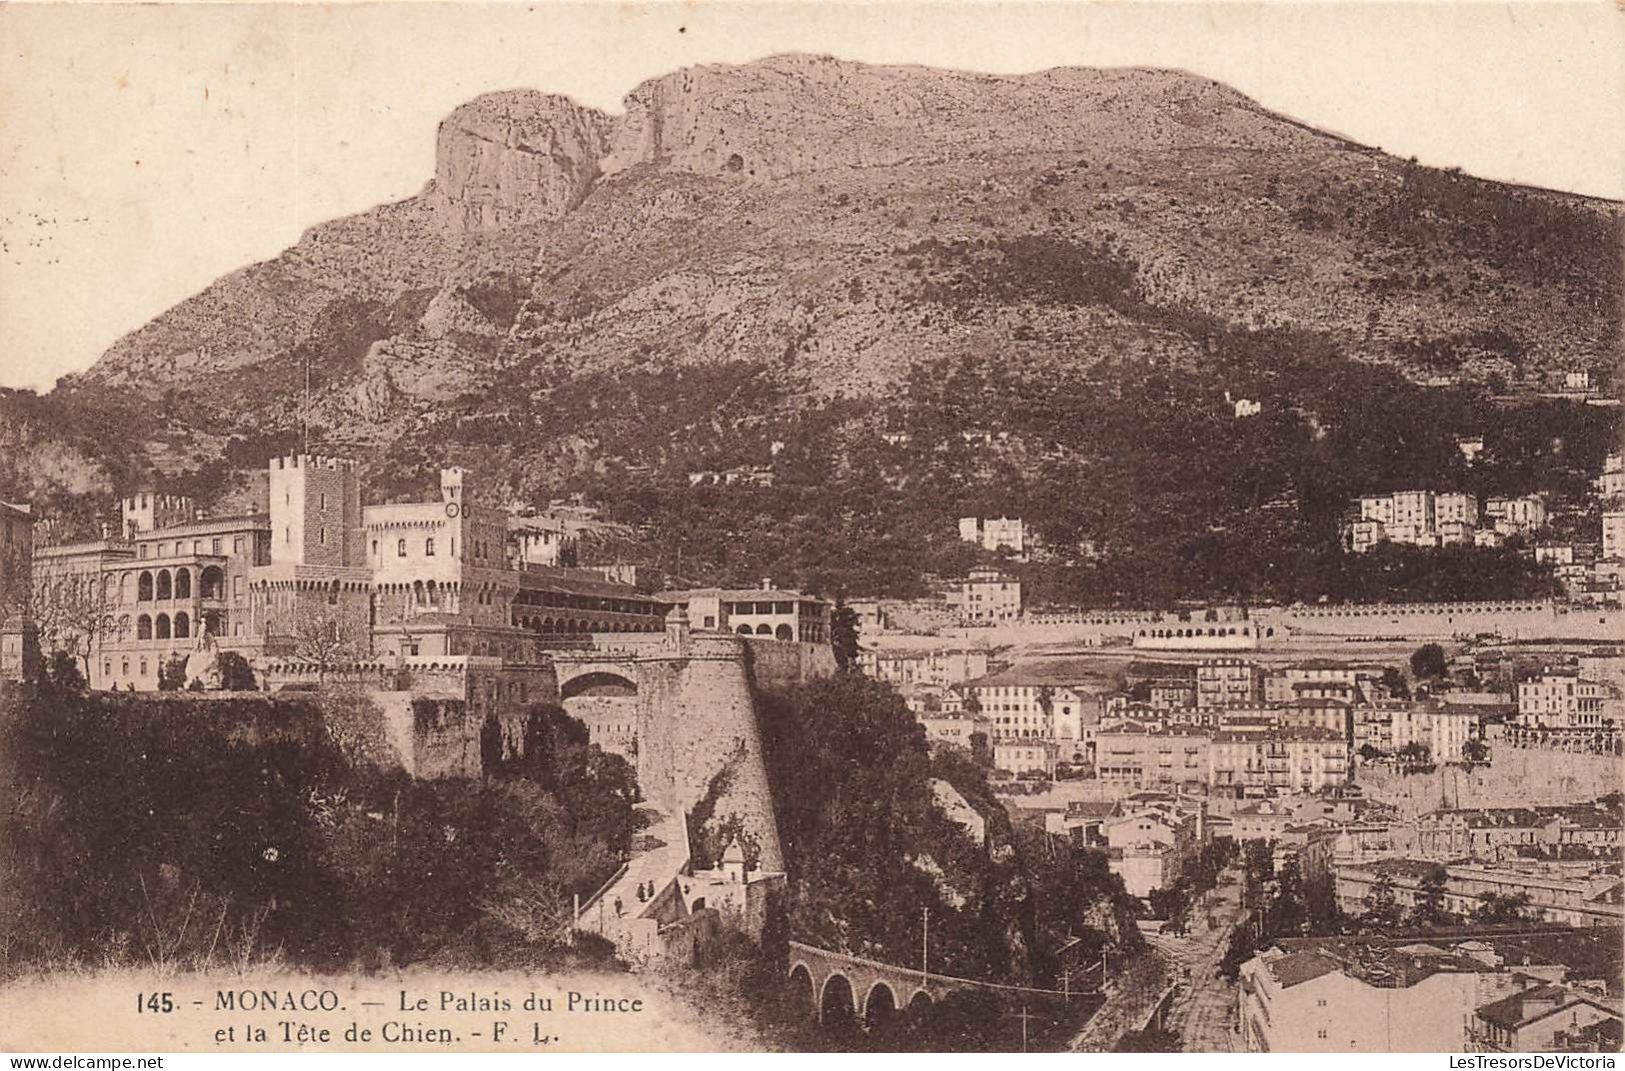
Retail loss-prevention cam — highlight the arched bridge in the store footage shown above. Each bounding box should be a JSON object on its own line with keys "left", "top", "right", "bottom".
{"left": 787, "top": 941, "right": 1072, "bottom": 1028}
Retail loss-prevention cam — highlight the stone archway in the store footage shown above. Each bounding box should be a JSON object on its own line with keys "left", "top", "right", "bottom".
{"left": 820, "top": 973, "right": 856, "bottom": 1030}
{"left": 864, "top": 982, "right": 898, "bottom": 1030}
{"left": 787, "top": 964, "right": 816, "bottom": 1018}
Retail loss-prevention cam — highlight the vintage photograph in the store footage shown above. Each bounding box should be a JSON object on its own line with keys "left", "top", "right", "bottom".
{"left": 0, "top": 0, "right": 1621, "bottom": 1055}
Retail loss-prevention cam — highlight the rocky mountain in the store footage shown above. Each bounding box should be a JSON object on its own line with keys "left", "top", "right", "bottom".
{"left": 80, "top": 55, "right": 1620, "bottom": 405}
{"left": 7, "top": 54, "right": 1620, "bottom": 598}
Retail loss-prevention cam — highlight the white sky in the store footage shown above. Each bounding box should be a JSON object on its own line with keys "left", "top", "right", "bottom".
{"left": 1, "top": 1, "right": 1621, "bottom": 392}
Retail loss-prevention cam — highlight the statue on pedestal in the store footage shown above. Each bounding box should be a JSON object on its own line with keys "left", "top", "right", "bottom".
{"left": 184, "top": 617, "right": 223, "bottom": 690}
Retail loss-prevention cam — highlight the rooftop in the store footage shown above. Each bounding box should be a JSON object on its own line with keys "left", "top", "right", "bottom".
{"left": 660, "top": 586, "right": 822, "bottom": 603}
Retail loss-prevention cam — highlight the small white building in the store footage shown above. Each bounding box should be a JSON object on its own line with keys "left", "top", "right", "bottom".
{"left": 958, "top": 516, "right": 1027, "bottom": 558}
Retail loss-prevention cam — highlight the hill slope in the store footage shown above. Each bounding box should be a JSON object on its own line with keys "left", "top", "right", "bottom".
{"left": 6, "top": 54, "right": 1620, "bottom": 599}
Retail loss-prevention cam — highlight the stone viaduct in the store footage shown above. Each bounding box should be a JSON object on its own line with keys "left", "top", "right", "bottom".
{"left": 786, "top": 941, "right": 1074, "bottom": 1027}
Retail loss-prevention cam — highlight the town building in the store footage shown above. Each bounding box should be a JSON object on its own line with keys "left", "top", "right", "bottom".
{"left": 1095, "top": 726, "right": 1212, "bottom": 792}
{"left": 915, "top": 711, "right": 992, "bottom": 751}
{"left": 994, "top": 740, "right": 1055, "bottom": 776}
{"left": 1207, "top": 728, "right": 1350, "bottom": 796}
{"left": 506, "top": 513, "right": 578, "bottom": 568}
{"left": 1196, "top": 657, "right": 1260, "bottom": 706}
{"left": 946, "top": 568, "right": 1022, "bottom": 624}
{"left": 1239, "top": 935, "right": 1583, "bottom": 1052}
{"left": 1334, "top": 859, "right": 1625, "bottom": 928}
{"left": 1603, "top": 512, "right": 1625, "bottom": 561}
{"left": 1414, "top": 805, "right": 1624, "bottom": 861}
{"left": 1148, "top": 678, "right": 1197, "bottom": 710}
{"left": 859, "top": 646, "right": 989, "bottom": 689}
{"left": 1390, "top": 702, "right": 1482, "bottom": 762}
{"left": 1518, "top": 670, "right": 1622, "bottom": 731}
{"left": 963, "top": 676, "right": 1087, "bottom": 745}
{"left": 1346, "top": 490, "right": 1479, "bottom": 551}
{"left": 1485, "top": 495, "right": 1548, "bottom": 537}
{"left": 657, "top": 582, "right": 829, "bottom": 642}
{"left": 1471, "top": 982, "right": 1624, "bottom": 1052}
{"left": 957, "top": 516, "right": 1026, "bottom": 558}
{"left": 1595, "top": 454, "right": 1625, "bottom": 501}
{"left": 1261, "top": 660, "right": 1377, "bottom": 705}
{"left": 1102, "top": 803, "right": 1202, "bottom": 899}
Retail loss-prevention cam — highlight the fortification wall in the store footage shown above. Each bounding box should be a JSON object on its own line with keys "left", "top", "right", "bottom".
{"left": 740, "top": 635, "right": 836, "bottom": 688}
{"left": 1260, "top": 601, "right": 1624, "bottom": 642}
{"left": 565, "top": 694, "right": 640, "bottom": 759}
{"left": 1355, "top": 749, "right": 1622, "bottom": 817}
{"left": 627, "top": 635, "right": 785, "bottom": 872}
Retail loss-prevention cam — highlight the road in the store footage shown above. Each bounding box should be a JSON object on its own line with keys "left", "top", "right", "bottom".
{"left": 1143, "top": 870, "right": 1248, "bottom": 1052}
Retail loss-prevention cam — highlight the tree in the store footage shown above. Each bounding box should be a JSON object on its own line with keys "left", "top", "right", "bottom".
{"left": 217, "top": 651, "right": 258, "bottom": 691}
{"left": 1379, "top": 666, "right": 1411, "bottom": 701}
{"left": 1358, "top": 743, "right": 1384, "bottom": 762}
{"left": 157, "top": 653, "right": 189, "bottom": 691}
{"left": 38, "top": 648, "right": 86, "bottom": 691}
{"left": 1361, "top": 873, "right": 1404, "bottom": 930}
{"left": 30, "top": 565, "right": 114, "bottom": 682}
{"left": 1036, "top": 684, "right": 1055, "bottom": 726}
{"left": 1462, "top": 737, "right": 1489, "bottom": 765}
{"left": 1473, "top": 891, "right": 1532, "bottom": 925}
{"left": 1398, "top": 741, "right": 1432, "bottom": 766}
{"left": 1271, "top": 858, "right": 1308, "bottom": 935}
{"left": 1410, "top": 864, "right": 1451, "bottom": 927}
{"left": 0, "top": 536, "right": 32, "bottom": 672}
{"left": 281, "top": 602, "right": 369, "bottom": 681}
{"left": 968, "top": 730, "right": 992, "bottom": 767}
{"left": 830, "top": 596, "right": 860, "bottom": 672}
{"left": 1410, "top": 643, "right": 1448, "bottom": 681}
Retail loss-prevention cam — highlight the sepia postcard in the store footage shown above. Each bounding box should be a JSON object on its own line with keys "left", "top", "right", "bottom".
{"left": 0, "top": 0, "right": 1622, "bottom": 1056}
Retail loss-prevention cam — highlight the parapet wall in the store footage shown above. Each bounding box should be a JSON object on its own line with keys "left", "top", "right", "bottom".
{"left": 739, "top": 635, "right": 836, "bottom": 689}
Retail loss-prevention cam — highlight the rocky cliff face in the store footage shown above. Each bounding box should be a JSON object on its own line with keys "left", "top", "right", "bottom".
{"left": 431, "top": 91, "right": 613, "bottom": 231}
{"left": 607, "top": 54, "right": 1321, "bottom": 182}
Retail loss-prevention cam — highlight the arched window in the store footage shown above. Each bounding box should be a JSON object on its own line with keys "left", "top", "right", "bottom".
{"left": 175, "top": 568, "right": 191, "bottom": 599}
{"left": 174, "top": 612, "right": 190, "bottom": 640}
{"left": 755, "top": 624, "right": 772, "bottom": 636}
{"left": 425, "top": 538, "right": 435, "bottom": 557}
{"left": 736, "top": 624, "right": 752, "bottom": 635}
{"left": 200, "top": 566, "right": 224, "bottom": 599}
{"left": 156, "top": 570, "right": 172, "bottom": 600}
{"left": 775, "top": 624, "right": 793, "bottom": 641}
{"left": 138, "top": 572, "right": 154, "bottom": 602}
{"left": 155, "top": 614, "right": 171, "bottom": 640}
{"left": 136, "top": 614, "right": 152, "bottom": 640}
{"left": 397, "top": 538, "right": 407, "bottom": 557}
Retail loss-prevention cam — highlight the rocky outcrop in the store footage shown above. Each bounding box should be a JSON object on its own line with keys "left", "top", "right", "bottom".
{"left": 430, "top": 91, "right": 612, "bottom": 231}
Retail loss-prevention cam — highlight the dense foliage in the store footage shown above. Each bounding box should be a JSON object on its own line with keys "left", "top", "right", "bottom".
{"left": 755, "top": 672, "right": 1140, "bottom": 988}
{"left": 0, "top": 688, "right": 635, "bottom": 976}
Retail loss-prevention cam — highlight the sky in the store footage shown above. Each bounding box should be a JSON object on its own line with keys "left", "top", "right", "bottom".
{"left": 1, "top": 1, "right": 1621, "bottom": 392}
